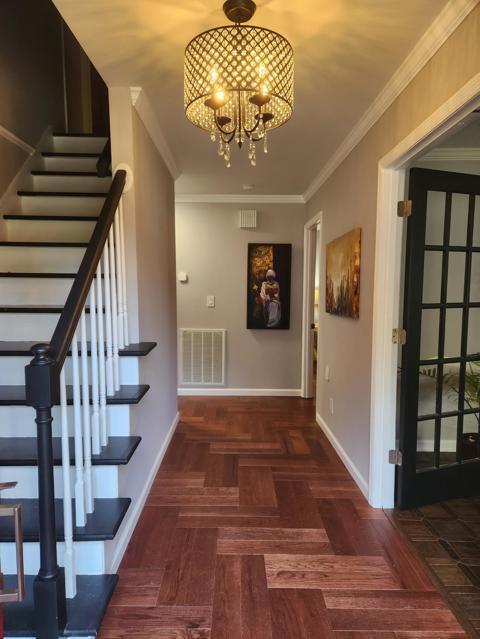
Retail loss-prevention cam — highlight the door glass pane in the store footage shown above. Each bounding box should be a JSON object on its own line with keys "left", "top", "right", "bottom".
{"left": 470, "top": 254, "right": 480, "bottom": 302}
{"left": 442, "top": 363, "right": 461, "bottom": 413}
{"left": 417, "top": 419, "right": 435, "bottom": 470}
{"left": 464, "top": 361, "right": 480, "bottom": 411}
{"left": 467, "top": 309, "right": 480, "bottom": 356}
{"left": 418, "top": 365, "right": 437, "bottom": 416}
{"left": 450, "top": 193, "right": 469, "bottom": 245}
{"left": 440, "top": 415, "right": 458, "bottom": 466}
{"left": 425, "top": 191, "right": 446, "bottom": 245}
{"left": 473, "top": 196, "right": 480, "bottom": 247}
{"left": 444, "top": 309, "right": 463, "bottom": 358}
{"left": 447, "top": 252, "right": 466, "bottom": 303}
{"left": 423, "top": 251, "right": 442, "bottom": 303}
{"left": 420, "top": 309, "right": 439, "bottom": 360}
{"left": 462, "top": 413, "right": 479, "bottom": 461}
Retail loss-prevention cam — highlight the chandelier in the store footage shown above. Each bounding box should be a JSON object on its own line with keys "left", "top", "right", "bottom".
{"left": 184, "top": 0, "right": 294, "bottom": 167}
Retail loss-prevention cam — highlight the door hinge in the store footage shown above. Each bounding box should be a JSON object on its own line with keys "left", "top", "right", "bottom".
{"left": 392, "top": 328, "right": 407, "bottom": 345}
{"left": 389, "top": 449, "right": 403, "bottom": 466}
{"left": 397, "top": 200, "right": 412, "bottom": 218}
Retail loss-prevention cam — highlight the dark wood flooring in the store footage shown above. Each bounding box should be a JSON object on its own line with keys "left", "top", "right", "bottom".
{"left": 391, "top": 498, "right": 480, "bottom": 638}
{"left": 98, "top": 397, "right": 468, "bottom": 639}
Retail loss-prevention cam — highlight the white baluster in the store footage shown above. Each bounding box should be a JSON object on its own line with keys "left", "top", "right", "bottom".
{"left": 89, "top": 280, "right": 101, "bottom": 455}
{"left": 80, "top": 309, "right": 94, "bottom": 514}
{"left": 119, "top": 198, "right": 129, "bottom": 346}
{"left": 109, "top": 227, "right": 120, "bottom": 392}
{"left": 60, "top": 368, "right": 77, "bottom": 598}
{"left": 114, "top": 209, "right": 124, "bottom": 350}
{"left": 103, "top": 242, "right": 114, "bottom": 396}
{"left": 96, "top": 262, "right": 108, "bottom": 447}
{"left": 71, "top": 329, "right": 86, "bottom": 527}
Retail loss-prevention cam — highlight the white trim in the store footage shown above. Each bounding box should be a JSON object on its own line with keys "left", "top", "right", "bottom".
{"left": 110, "top": 411, "right": 179, "bottom": 572}
{"left": 303, "top": 0, "right": 479, "bottom": 202}
{"left": 301, "top": 211, "right": 322, "bottom": 398}
{"left": 178, "top": 387, "right": 302, "bottom": 397}
{"left": 129, "top": 87, "right": 181, "bottom": 180}
{"left": 316, "top": 413, "right": 369, "bottom": 500}
{"left": 0, "top": 125, "right": 35, "bottom": 155}
{"left": 370, "top": 72, "right": 480, "bottom": 509}
{"left": 417, "top": 147, "right": 480, "bottom": 162}
{"left": 175, "top": 193, "right": 306, "bottom": 205}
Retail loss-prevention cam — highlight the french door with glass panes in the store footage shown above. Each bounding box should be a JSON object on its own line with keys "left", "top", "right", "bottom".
{"left": 398, "top": 167, "right": 480, "bottom": 509}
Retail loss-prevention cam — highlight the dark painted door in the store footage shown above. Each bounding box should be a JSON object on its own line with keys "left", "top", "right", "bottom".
{"left": 398, "top": 167, "right": 480, "bottom": 508}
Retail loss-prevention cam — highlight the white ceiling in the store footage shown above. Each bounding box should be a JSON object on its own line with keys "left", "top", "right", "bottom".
{"left": 53, "top": 0, "right": 451, "bottom": 196}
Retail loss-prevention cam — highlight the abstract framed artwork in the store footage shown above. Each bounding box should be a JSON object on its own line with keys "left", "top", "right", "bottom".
{"left": 326, "top": 227, "right": 361, "bottom": 319}
{"left": 247, "top": 243, "right": 292, "bottom": 330}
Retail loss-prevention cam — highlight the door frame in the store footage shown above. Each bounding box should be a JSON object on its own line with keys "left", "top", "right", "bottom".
{"left": 301, "top": 211, "right": 323, "bottom": 398}
{"left": 369, "top": 73, "right": 480, "bottom": 508}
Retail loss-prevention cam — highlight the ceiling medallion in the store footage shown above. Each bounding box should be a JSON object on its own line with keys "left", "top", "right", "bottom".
{"left": 184, "top": 0, "right": 294, "bottom": 168}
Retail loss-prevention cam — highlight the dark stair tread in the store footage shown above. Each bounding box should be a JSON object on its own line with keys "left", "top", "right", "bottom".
{"left": 0, "top": 436, "right": 141, "bottom": 466}
{"left": 4, "top": 573, "right": 118, "bottom": 637}
{"left": 0, "top": 384, "right": 149, "bottom": 406}
{"left": 3, "top": 214, "right": 99, "bottom": 221}
{"left": 42, "top": 151, "right": 101, "bottom": 158}
{"left": 0, "top": 497, "right": 130, "bottom": 542}
{"left": 53, "top": 132, "right": 108, "bottom": 138}
{"left": 31, "top": 171, "right": 109, "bottom": 177}
{"left": 17, "top": 191, "right": 107, "bottom": 197}
{"left": 0, "top": 340, "right": 157, "bottom": 356}
{"left": 0, "top": 241, "right": 88, "bottom": 248}
{"left": 0, "top": 305, "right": 91, "bottom": 313}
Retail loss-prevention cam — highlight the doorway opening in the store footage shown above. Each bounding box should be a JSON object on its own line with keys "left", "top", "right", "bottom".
{"left": 301, "top": 212, "right": 322, "bottom": 399}
{"left": 370, "top": 75, "right": 480, "bottom": 510}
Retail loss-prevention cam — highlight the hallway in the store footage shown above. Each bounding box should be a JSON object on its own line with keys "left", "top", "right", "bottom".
{"left": 97, "top": 397, "right": 468, "bottom": 638}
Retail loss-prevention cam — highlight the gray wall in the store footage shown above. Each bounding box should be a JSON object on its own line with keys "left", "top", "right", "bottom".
{"left": 0, "top": 0, "right": 65, "bottom": 194}
{"left": 175, "top": 203, "right": 305, "bottom": 391}
{"left": 307, "top": 5, "right": 480, "bottom": 486}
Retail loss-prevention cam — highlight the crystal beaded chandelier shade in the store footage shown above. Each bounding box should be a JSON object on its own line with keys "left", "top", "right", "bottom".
{"left": 184, "top": 0, "right": 294, "bottom": 167}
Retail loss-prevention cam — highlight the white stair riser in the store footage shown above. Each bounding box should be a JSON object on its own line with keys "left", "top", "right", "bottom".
{"left": 0, "top": 356, "right": 139, "bottom": 386}
{"left": 1, "top": 541, "right": 105, "bottom": 575}
{"left": 49, "top": 136, "right": 108, "bottom": 154}
{"left": 31, "top": 175, "right": 111, "bottom": 193}
{"left": 0, "top": 278, "right": 73, "bottom": 305}
{"left": 0, "top": 466, "right": 119, "bottom": 499}
{"left": 17, "top": 195, "right": 105, "bottom": 215}
{"left": 0, "top": 246, "right": 85, "bottom": 272}
{"left": 40, "top": 156, "right": 100, "bottom": 172}
{"left": 0, "top": 405, "right": 132, "bottom": 437}
{"left": 5, "top": 220, "right": 95, "bottom": 243}
{"left": 0, "top": 314, "right": 67, "bottom": 341}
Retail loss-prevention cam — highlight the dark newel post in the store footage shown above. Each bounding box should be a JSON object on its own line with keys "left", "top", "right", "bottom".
{"left": 25, "top": 344, "right": 66, "bottom": 639}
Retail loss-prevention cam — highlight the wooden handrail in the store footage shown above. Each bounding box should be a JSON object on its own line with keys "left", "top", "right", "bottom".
{"left": 96, "top": 139, "right": 112, "bottom": 177}
{"left": 50, "top": 169, "right": 126, "bottom": 370}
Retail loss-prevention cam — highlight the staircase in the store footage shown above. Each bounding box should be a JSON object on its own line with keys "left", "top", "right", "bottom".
{"left": 0, "top": 133, "right": 155, "bottom": 636}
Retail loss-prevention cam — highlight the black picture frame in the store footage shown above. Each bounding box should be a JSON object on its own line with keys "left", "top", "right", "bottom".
{"left": 247, "top": 243, "right": 292, "bottom": 330}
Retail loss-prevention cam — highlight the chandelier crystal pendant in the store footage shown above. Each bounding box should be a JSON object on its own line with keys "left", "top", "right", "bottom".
{"left": 184, "top": 0, "right": 294, "bottom": 168}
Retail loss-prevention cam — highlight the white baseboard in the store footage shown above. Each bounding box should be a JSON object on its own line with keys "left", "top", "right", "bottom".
{"left": 178, "top": 387, "right": 302, "bottom": 397}
{"left": 109, "top": 411, "right": 179, "bottom": 572}
{"left": 316, "top": 412, "right": 370, "bottom": 501}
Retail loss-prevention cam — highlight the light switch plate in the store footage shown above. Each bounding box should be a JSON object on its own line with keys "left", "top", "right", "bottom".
{"left": 178, "top": 271, "right": 188, "bottom": 283}
{"left": 207, "top": 295, "right": 215, "bottom": 308}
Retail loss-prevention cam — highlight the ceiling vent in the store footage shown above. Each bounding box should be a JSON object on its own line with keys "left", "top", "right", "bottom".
{"left": 180, "top": 329, "right": 226, "bottom": 385}
{"left": 239, "top": 209, "right": 257, "bottom": 229}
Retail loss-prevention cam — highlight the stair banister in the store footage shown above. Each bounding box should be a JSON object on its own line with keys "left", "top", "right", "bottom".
{"left": 24, "top": 169, "right": 127, "bottom": 639}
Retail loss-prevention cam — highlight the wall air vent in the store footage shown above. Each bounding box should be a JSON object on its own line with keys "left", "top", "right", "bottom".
{"left": 239, "top": 209, "right": 257, "bottom": 229}
{"left": 180, "top": 329, "right": 226, "bottom": 385}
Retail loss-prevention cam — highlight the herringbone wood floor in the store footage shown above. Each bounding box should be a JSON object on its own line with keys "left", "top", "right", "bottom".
{"left": 98, "top": 397, "right": 468, "bottom": 639}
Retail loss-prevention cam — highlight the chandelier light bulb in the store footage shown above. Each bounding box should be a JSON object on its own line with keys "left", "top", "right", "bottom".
{"left": 184, "top": 0, "right": 294, "bottom": 167}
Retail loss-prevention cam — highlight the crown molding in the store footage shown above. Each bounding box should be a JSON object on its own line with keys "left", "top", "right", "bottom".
{"left": 175, "top": 193, "right": 306, "bottom": 204}
{"left": 0, "top": 125, "right": 35, "bottom": 155}
{"left": 417, "top": 146, "right": 480, "bottom": 162}
{"left": 130, "top": 86, "right": 181, "bottom": 180}
{"left": 303, "top": 0, "right": 479, "bottom": 202}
